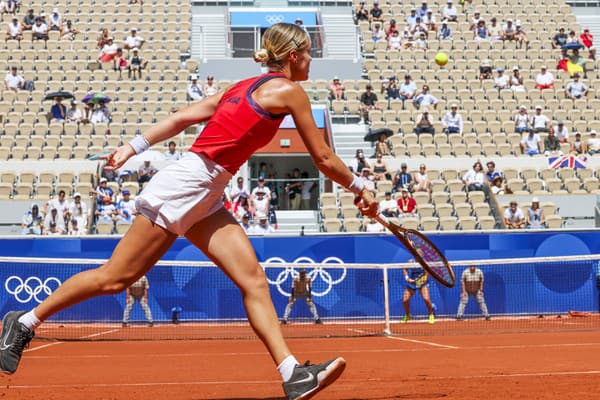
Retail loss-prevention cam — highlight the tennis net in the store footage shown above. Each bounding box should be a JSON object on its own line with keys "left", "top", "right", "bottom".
{"left": 0, "top": 255, "right": 598, "bottom": 341}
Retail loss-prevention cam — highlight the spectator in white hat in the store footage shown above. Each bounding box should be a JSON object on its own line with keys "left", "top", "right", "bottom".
{"left": 249, "top": 212, "right": 274, "bottom": 235}
{"left": 68, "top": 192, "right": 89, "bottom": 230}
{"left": 187, "top": 74, "right": 204, "bottom": 101}
{"left": 329, "top": 76, "right": 345, "bottom": 100}
{"left": 530, "top": 105, "right": 550, "bottom": 132}
{"left": 514, "top": 105, "right": 530, "bottom": 133}
{"left": 503, "top": 18, "right": 516, "bottom": 41}
{"left": 49, "top": 8, "right": 62, "bottom": 31}
{"left": 442, "top": 0, "right": 458, "bottom": 22}
{"left": 128, "top": 48, "right": 148, "bottom": 80}
{"left": 587, "top": 130, "right": 600, "bottom": 155}
{"left": 526, "top": 198, "right": 545, "bottom": 229}
{"left": 66, "top": 100, "right": 83, "bottom": 124}
{"left": 510, "top": 66, "right": 525, "bottom": 92}
{"left": 536, "top": 66, "right": 554, "bottom": 90}
{"left": 124, "top": 27, "right": 145, "bottom": 50}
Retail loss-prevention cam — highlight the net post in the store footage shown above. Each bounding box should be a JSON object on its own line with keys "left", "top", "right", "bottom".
{"left": 383, "top": 265, "right": 391, "bottom": 336}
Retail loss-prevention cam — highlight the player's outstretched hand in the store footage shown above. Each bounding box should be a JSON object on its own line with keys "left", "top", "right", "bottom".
{"left": 355, "top": 189, "right": 378, "bottom": 218}
{"left": 104, "top": 145, "right": 136, "bottom": 171}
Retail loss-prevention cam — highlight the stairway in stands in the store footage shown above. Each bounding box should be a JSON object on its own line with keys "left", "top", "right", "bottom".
{"left": 191, "top": 8, "right": 229, "bottom": 59}
{"left": 320, "top": 8, "right": 359, "bottom": 59}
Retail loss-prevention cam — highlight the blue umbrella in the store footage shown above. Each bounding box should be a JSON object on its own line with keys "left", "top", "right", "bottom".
{"left": 88, "top": 93, "right": 111, "bottom": 104}
{"left": 81, "top": 93, "right": 95, "bottom": 104}
{"left": 562, "top": 43, "right": 584, "bottom": 50}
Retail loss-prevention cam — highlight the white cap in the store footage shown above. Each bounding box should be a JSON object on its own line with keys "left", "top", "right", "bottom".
{"left": 513, "top": 66, "right": 519, "bottom": 71}
{"left": 190, "top": 74, "right": 198, "bottom": 80}
{"left": 591, "top": 130, "right": 597, "bottom": 135}
{"left": 132, "top": 47, "right": 139, "bottom": 52}
{"left": 256, "top": 211, "right": 267, "bottom": 220}
{"left": 532, "top": 197, "right": 540, "bottom": 203}
{"left": 507, "top": 18, "right": 513, "bottom": 22}
{"left": 73, "top": 192, "right": 81, "bottom": 198}
{"left": 100, "top": 177, "right": 108, "bottom": 183}
{"left": 52, "top": 7, "right": 59, "bottom": 13}
{"left": 520, "top": 105, "right": 527, "bottom": 110}
{"left": 535, "top": 105, "right": 542, "bottom": 110}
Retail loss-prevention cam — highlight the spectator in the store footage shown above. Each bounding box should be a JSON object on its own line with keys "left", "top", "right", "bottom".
{"left": 375, "top": 134, "right": 391, "bottom": 156}
{"left": 520, "top": 129, "right": 541, "bottom": 156}
{"left": 462, "top": 0, "right": 475, "bottom": 15}
{"left": 95, "top": 196, "right": 118, "bottom": 225}
{"left": 90, "top": 100, "right": 110, "bottom": 124}
{"left": 456, "top": 265, "right": 490, "bottom": 320}
{"left": 359, "top": 84, "right": 377, "bottom": 124}
{"left": 99, "top": 37, "right": 118, "bottom": 63}
{"left": 479, "top": 59, "right": 493, "bottom": 81}
{"left": 22, "top": 9, "right": 36, "bottom": 30}
{"left": 93, "top": 177, "right": 113, "bottom": 204}
{"left": 4, "top": 66, "right": 24, "bottom": 92}
{"left": 228, "top": 176, "right": 249, "bottom": 205}
{"left": 438, "top": 19, "right": 452, "bottom": 40}
{"left": 414, "top": 31, "right": 428, "bottom": 51}
{"left": 329, "top": 76, "right": 345, "bottom": 100}
{"left": 405, "top": 8, "right": 418, "bottom": 29}
{"left": 554, "top": 121, "right": 569, "bottom": 143}
{"left": 380, "top": 191, "right": 399, "bottom": 217}
{"left": 251, "top": 176, "right": 272, "bottom": 200}
{"left": 402, "top": 28, "right": 415, "bottom": 49}
{"left": 239, "top": 212, "right": 252, "bottom": 233}
{"left": 112, "top": 48, "right": 128, "bottom": 78}
{"left": 503, "top": 18, "right": 516, "bottom": 41}
{"left": 488, "top": 17, "right": 503, "bottom": 41}
{"left": 60, "top": 20, "right": 79, "bottom": 41}
{"left": 504, "top": 200, "right": 525, "bottom": 229}
{"left": 31, "top": 17, "right": 48, "bottom": 42}
{"left": 580, "top": 28, "right": 595, "bottom": 60}
{"left": 388, "top": 29, "right": 402, "bottom": 50}
{"left": 412, "top": 17, "right": 428, "bottom": 37}
{"left": 372, "top": 152, "right": 390, "bottom": 180}
{"left": 50, "top": 96, "right": 67, "bottom": 123}
{"left": 569, "top": 49, "right": 589, "bottom": 77}
{"left": 44, "top": 207, "right": 66, "bottom": 235}
{"left": 394, "top": 162, "right": 413, "bottom": 192}
{"left": 249, "top": 212, "right": 274, "bottom": 235}
{"left": 130, "top": 0, "right": 143, "bottom": 7}
{"left": 252, "top": 187, "right": 271, "bottom": 216}
{"left": 381, "top": 76, "right": 399, "bottom": 100}
{"left": 490, "top": 176, "right": 505, "bottom": 195}
{"left": 370, "top": 0, "right": 384, "bottom": 23}
{"left": 441, "top": 104, "right": 463, "bottom": 134}
{"left": 6, "top": 16, "right": 22, "bottom": 42}
{"left": 97, "top": 27, "right": 111, "bottom": 49}
{"left": 485, "top": 161, "right": 503, "bottom": 184}
{"left": 515, "top": 21, "right": 529, "bottom": 49}
{"left": 510, "top": 66, "right": 525, "bottom": 92}
{"left": 474, "top": 19, "right": 489, "bottom": 42}
{"left": 469, "top": 10, "right": 482, "bottom": 32}
{"left": 187, "top": 74, "right": 204, "bottom": 101}
{"left": 413, "top": 84, "right": 438, "bottom": 109}
{"left": 413, "top": 163, "right": 432, "bottom": 192}
{"left": 48, "top": 190, "right": 70, "bottom": 221}
{"left": 567, "top": 29, "right": 581, "bottom": 45}
{"left": 571, "top": 132, "right": 586, "bottom": 155}
{"left": 442, "top": 0, "right": 458, "bottom": 22}
{"left": 494, "top": 67, "right": 510, "bottom": 90}
{"left": 68, "top": 192, "right": 88, "bottom": 230}
{"left": 354, "top": 1, "right": 369, "bottom": 23}
{"left": 463, "top": 161, "right": 485, "bottom": 192}
{"left": 124, "top": 27, "right": 145, "bottom": 50}
{"left": 49, "top": 8, "right": 62, "bottom": 31}
{"left": 233, "top": 194, "right": 252, "bottom": 221}
{"left": 285, "top": 168, "right": 302, "bottom": 210}
{"left": 414, "top": 108, "right": 435, "bottom": 135}
{"left": 65, "top": 100, "right": 82, "bottom": 124}
{"left": 128, "top": 48, "right": 147, "bottom": 80}
{"left": 565, "top": 73, "right": 587, "bottom": 99}
{"left": 423, "top": 10, "right": 437, "bottom": 34}
{"left": 138, "top": 160, "right": 157, "bottom": 184}
{"left": 514, "top": 105, "right": 530, "bottom": 133}
{"left": 69, "top": 219, "right": 83, "bottom": 236}
{"left": 531, "top": 105, "right": 550, "bottom": 132}
{"left": 300, "top": 171, "right": 315, "bottom": 210}
{"left": 417, "top": 1, "right": 429, "bottom": 19}
{"left": 117, "top": 190, "right": 137, "bottom": 223}
{"left": 399, "top": 74, "right": 417, "bottom": 103}
{"left": 397, "top": 188, "right": 417, "bottom": 216}
{"left": 588, "top": 130, "right": 600, "bottom": 155}
{"left": 364, "top": 217, "right": 384, "bottom": 233}
{"left": 164, "top": 141, "right": 182, "bottom": 161}
{"left": 552, "top": 27, "right": 568, "bottom": 49}
{"left": 22, "top": 204, "right": 43, "bottom": 235}
{"left": 359, "top": 167, "right": 376, "bottom": 193}
{"left": 371, "top": 22, "right": 385, "bottom": 42}
{"left": 535, "top": 66, "right": 554, "bottom": 90}
{"left": 204, "top": 75, "right": 219, "bottom": 96}
{"left": 526, "top": 197, "right": 545, "bottom": 229}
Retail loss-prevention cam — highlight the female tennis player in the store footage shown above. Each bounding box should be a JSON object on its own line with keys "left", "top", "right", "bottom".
{"left": 0, "top": 23, "right": 377, "bottom": 400}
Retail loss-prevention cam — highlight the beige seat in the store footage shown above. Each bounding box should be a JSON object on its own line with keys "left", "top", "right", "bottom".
{"left": 473, "top": 202, "right": 490, "bottom": 217}
{"left": 439, "top": 216, "right": 458, "bottom": 231}
{"left": 96, "top": 223, "right": 114, "bottom": 235}
{"left": 338, "top": 192, "right": 355, "bottom": 207}
{"left": 458, "top": 216, "right": 477, "bottom": 230}
{"left": 344, "top": 218, "right": 362, "bottom": 233}
{"left": 323, "top": 218, "right": 342, "bottom": 233}
{"left": 400, "top": 217, "right": 419, "bottom": 230}
{"left": 340, "top": 205, "right": 358, "bottom": 219}
{"left": 478, "top": 216, "right": 496, "bottom": 230}
{"left": 435, "top": 203, "right": 454, "bottom": 218}
{"left": 454, "top": 203, "right": 473, "bottom": 218}
{"left": 417, "top": 203, "right": 435, "bottom": 218}
{"left": 116, "top": 223, "right": 133, "bottom": 235}
{"left": 546, "top": 215, "right": 563, "bottom": 229}
{"left": 321, "top": 206, "right": 339, "bottom": 219}
{"left": 420, "top": 217, "right": 439, "bottom": 231}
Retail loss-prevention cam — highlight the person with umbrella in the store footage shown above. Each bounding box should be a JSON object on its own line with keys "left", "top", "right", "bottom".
{"left": 66, "top": 100, "right": 83, "bottom": 124}
{"left": 90, "top": 99, "right": 110, "bottom": 124}
{"left": 50, "top": 96, "right": 67, "bottom": 123}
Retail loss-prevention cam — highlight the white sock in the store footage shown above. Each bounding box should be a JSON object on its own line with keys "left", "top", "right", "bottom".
{"left": 18, "top": 310, "right": 42, "bottom": 330}
{"left": 277, "top": 355, "right": 299, "bottom": 382}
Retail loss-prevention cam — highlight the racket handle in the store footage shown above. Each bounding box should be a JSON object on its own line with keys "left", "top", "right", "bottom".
{"left": 374, "top": 213, "right": 393, "bottom": 229}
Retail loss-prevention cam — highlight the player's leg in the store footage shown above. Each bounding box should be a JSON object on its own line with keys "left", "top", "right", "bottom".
{"left": 185, "top": 208, "right": 345, "bottom": 397}
{"left": 282, "top": 297, "right": 296, "bottom": 323}
{"left": 305, "top": 297, "right": 322, "bottom": 324}
{"left": 140, "top": 297, "right": 154, "bottom": 325}
{"left": 420, "top": 286, "right": 435, "bottom": 324}
{"left": 401, "top": 288, "right": 414, "bottom": 322}
{"left": 476, "top": 290, "right": 490, "bottom": 320}
{"left": 122, "top": 294, "right": 135, "bottom": 326}
{"left": 456, "top": 292, "right": 470, "bottom": 320}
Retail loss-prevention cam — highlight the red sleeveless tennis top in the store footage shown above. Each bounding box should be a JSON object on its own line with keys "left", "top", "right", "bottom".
{"left": 189, "top": 72, "right": 288, "bottom": 174}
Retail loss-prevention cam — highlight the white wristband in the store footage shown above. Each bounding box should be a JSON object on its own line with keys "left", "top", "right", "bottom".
{"left": 129, "top": 135, "right": 150, "bottom": 154}
{"left": 347, "top": 175, "right": 365, "bottom": 195}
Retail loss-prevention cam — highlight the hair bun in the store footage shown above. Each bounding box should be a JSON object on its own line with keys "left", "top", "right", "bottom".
{"left": 253, "top": 49, "right": 270, "bottom": 64}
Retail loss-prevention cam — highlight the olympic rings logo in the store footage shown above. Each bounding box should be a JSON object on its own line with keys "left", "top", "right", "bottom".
{"left": 5, "top": 276, "right": 62, "bottom": 304}
{"left": 262, "top": 257, "right": 347, "bottom": 297}
{"left": 265, "top": 14, "right": 285, "bottom": 25}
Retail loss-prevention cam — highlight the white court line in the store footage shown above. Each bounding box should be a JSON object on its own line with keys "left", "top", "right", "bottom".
{"left": 24, "top": 329, "right": 120, "bottom": 353}
{"left": 8, "top": 371, "right": 600, "bottom": 390}
{"left": 386, "top": 336, "right": 460, "bottom": 349}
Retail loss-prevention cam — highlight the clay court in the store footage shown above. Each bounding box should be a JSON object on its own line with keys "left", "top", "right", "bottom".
{"left": 1, "top": 318, "right": 599, "bottom": 400}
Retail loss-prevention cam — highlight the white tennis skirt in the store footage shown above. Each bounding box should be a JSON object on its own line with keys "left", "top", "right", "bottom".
{"left": 135, "top": 152, "right": 232, "bottom": 235}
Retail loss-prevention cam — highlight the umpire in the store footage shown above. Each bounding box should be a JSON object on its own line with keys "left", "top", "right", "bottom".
{"left": 122, "top": 275, "right": 154, "bottom": 327}
{"left": 456, "top": 265, "right": 491, "bottom": 320}
{"left": 281, "top": 269, "right": 322, "bottom": 324}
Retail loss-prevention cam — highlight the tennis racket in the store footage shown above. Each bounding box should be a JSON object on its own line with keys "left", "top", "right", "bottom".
{"left": 414, "top": 272, "right": 428, "bottom": 288}
{"left": 375, "top": 213, "right": 456, "bottom": 288}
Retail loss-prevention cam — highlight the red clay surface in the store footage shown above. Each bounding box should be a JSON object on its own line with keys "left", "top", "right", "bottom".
{"left": 1, "top": 330, "right": 599, "bottom": 400}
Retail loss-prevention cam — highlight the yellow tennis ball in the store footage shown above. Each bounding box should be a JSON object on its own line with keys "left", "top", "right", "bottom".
{"left": 435, "top": 52, "right": 449, "bottom": 66}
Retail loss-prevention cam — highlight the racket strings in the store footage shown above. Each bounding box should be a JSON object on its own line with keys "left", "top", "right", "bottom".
{"left": 406, "top": 232, "right": 454, "bottom": 285}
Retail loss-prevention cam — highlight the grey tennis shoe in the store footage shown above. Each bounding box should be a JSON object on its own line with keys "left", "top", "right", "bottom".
{"left": 0, "top": 311, "right": 35, "bottom": 374}
{"left": 282, "top": 357, "right": 346, "bottom": 400}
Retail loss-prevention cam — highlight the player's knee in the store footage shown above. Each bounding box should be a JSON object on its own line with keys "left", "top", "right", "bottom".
{"left": 239, "top": 266, "right": 269, "bottom": 295}
{"left": 96, "top": 265, "right": 137, "bottom": 294}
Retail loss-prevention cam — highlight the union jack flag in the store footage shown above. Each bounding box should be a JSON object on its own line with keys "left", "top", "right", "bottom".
{"left": 548, "top": 155, "right": 587, "bottom": 169}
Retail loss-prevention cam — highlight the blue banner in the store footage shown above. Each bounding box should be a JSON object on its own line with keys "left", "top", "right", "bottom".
{"left": 230, "top": 11, "right": 317, "bottom": 28}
